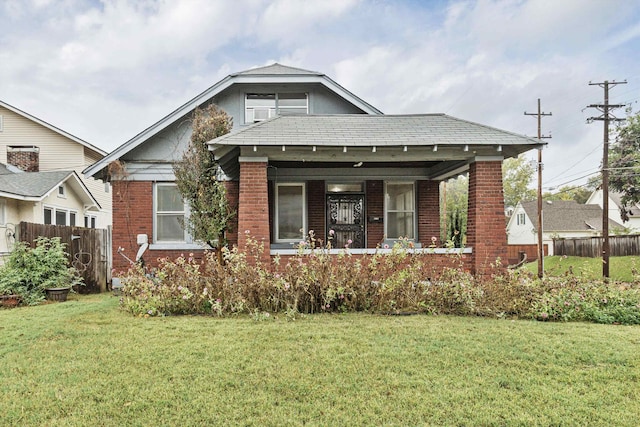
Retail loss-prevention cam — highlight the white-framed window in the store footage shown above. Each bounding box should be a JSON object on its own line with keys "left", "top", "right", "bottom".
{"left": 84, "top": 215, "right": 97, "bottom": 229}
{"left": 44, "top": 206, "right": 77, "bottom": 226}
{"left": 517, "top": 213, "right": 526, "bottom": 225}
{"left": 385, "top": 182, "right": 415, "bottom": 239}
{"left": 245, "top": 93, "right": 308, "bottom": 123}
{"left": 57, "top": 185, "right": 66, "bottom": 197}
{"left": 275, "top": 183, "right": 306, "bottom": 243}
{"left": 154, "top": 183, "right": 190, "bottom": 243}
{"left": 0, "top": 199, "right": 6, "bottom": 224}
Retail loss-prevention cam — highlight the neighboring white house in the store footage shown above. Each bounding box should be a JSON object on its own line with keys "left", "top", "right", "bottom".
{"left": 0, "top": 163, "right": 100, "bottom": 258}
{"left": 586, "top": 189, "right": 640, "bottom": 233}
{"left": 0, "top": 100, "right": 111, "bottom": 230}
{"left": 507, "top": 199, "right": 623, "bottom": 255}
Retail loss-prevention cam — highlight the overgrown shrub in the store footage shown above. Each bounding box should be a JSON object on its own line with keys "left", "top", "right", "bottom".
{"left": 0, "top": 237, "right": 84, "bottom": 305}
{"left": 119, "top": 233, "right": 640, "bottom": 324}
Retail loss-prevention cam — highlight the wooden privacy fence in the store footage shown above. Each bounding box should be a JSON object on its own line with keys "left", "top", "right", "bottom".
{"left": 553, "top": 235, "right": 640, "bottom": 257}
{"left": 18, "top": 222, "right": 111, "bottom": 293}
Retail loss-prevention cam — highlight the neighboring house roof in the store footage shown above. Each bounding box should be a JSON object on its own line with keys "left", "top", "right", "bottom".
{"left": 0, "top": 99, "right": 106, "bottom": 157}
{"left": 520, "top": 200, "right": 623, "bottom": 232}
{"left": 84, "top": 63, "right": 382, "bottom": 179}
{"left": 0, "top": 167, "right": 100, "bottom": 209}
{"left": 609, "top": 191, "right": 640, "bottom": 217}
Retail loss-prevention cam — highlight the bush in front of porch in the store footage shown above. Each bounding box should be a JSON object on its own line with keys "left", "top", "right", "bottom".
{"left": 119, "top": 235, "right": 640, "bottom": 324}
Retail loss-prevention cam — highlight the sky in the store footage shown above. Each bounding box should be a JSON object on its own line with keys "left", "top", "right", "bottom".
{"left": 1, "top": 0, "right": 639, "bottom": 191}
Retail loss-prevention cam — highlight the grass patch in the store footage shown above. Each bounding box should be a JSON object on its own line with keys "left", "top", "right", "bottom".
{"left": 524, "top": 256, "right": 640, "bottom": 281}
{"left": 1, "top": 294, "right": 639, "bottom": 426}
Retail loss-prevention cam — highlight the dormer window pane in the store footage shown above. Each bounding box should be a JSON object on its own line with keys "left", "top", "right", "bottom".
{"left": 245, "top": 93, "right": 308, "bottom": 123}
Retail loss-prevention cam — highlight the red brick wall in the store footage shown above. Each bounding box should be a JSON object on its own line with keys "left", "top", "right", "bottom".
{"left": 112, "top": 180, "right": 152, "bottom": 272}
{"left": 224, "top": 180, "right": 239, "bottom": 248}
{"left": 366, "top": 180, "right": 384, "bottom": 247}
{"left": 111, "top": 179, "right": 210, "bottom": 273}
{"left": 307, "top": 180, "right": 326, "bottom": 245}
{"left": 466, "top": 161, "right": 507, "bottom": 274}
{"left": 417, "top": 180, "right": 441, "bottom": 246}
{"left": 238, "top": 161, "right": 270, "bottom": 262}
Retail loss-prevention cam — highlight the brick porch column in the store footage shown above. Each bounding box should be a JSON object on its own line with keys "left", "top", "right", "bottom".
{"left": 467, "top": 159, "right": 507, "bottom": 275}
{"left": 417, "top": 180, "right": 441, "bottom": 246}
{"left": 237, "top": 158, "right": 270, "bottom": 263}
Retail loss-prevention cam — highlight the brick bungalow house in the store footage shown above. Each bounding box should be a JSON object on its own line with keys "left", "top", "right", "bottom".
{"left": 84, "top": 63, "right": 542, "bottom": 275}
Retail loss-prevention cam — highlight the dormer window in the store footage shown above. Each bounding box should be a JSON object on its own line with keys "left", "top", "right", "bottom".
{"left": 245, "top": 93, "right": 307, "bottom": 123}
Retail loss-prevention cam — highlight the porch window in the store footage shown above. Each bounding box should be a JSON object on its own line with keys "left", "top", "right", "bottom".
{"left": 385, "top": 182, "right": 415, "bottom": 239}
{"left": 245, "top": 93, "right": 308, "bottom": 123}
{"left": 154, "top": 183, "right": 189, "bottom": 243}
{"left": 275, "top": 183, "right": 306, "bottom": 242}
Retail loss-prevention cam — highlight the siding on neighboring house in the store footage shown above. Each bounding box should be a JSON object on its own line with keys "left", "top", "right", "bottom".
{"left": 0, "top": 104, "right": 112, "bottom": 229}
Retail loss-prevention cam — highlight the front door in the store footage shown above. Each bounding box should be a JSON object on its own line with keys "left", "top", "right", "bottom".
{"left": 326, "top": 194, "right": 365, "bottom": 248}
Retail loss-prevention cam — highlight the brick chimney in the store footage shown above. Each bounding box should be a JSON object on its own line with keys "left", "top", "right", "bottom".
{"left": 7, "top": 146, "right": 40, "bottom": 172}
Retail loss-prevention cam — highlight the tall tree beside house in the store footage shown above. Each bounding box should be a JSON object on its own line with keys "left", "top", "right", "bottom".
{"left": 609, "top": 111, "right": 640, "bottom": 222}
{"left": 502, "top": 155, "right": 536, "bottom": 210}
{"left": 173, "top": 105, "right": 235, "bottom": 260}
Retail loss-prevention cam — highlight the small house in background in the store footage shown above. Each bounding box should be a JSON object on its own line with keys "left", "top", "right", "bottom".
{"left": 85, "top": 63, "right": 543, "bottom": 275}
{"left": 586, "top": 188, "right": 640, "bottom": 233}
{"left": 0, "top": 100, "right": 112, "bottom": 230}
{"left": 507, "top": 199, "right": 624, "bottom": 255}
{"left": 0, "top": 164, "right": 100, "bottom": 258}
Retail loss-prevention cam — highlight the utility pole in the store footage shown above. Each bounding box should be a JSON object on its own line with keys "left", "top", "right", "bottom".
{"left": 587, "top": 80, "right": 626, "bottom": 279}
{"left": 525, "top": 99, "right": 552, "bottom": 279}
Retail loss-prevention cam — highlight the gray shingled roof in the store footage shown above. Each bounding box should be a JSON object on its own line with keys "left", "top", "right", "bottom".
{"left": 0, "top": 164, "right": 12, "bottom": 175}
{"left": 210, "top": 114, "right": 543, "bottom": 147}
{"left": 0, "top": 170, "right": 73, "bottom": 198}
{"left": 521, "top": 200, "right": 623, "bottom": 232}
{"left": 232, "top": 63, "right": 322, "bottom": 76}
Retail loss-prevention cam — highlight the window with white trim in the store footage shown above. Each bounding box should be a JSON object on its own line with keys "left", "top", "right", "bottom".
{"left": 517, "top": 213, "right": 526, "bottom": 225}
{"left": 385, "top": 182, "right": 415, "bottom": 239}
{"left": 84, "top": 215, "right": 97, "bottom": 229}
{"left": 44, "top": 207, "right": 77, "bottom": 226}
{"left": 0, "top": 199, "right": 5, "bottom": 224}
{"left": 154, "top": 183, "right": 190, "bottom": 243}
{"left": 58, "top": 185, "right": 66, "bottom": 197}
{"left": 275, "top": 183, "right": 306, "bottom": 242}
{"left": 245, "top": 93, "right": 308, "bottom": 123}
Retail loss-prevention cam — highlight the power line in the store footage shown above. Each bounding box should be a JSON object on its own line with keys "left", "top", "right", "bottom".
{"left": 586, "top": 79, "right": 627, "bottom": 279}
{"left": 524, "top": 99, "right": 551, "bottom": 279}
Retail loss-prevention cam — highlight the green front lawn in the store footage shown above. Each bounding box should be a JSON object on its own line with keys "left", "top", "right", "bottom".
{"left": 1, "top": 294, "right": 639, "bottom": 426}
{"left": 524, "top": 256, "right": 640, "bottom": 281}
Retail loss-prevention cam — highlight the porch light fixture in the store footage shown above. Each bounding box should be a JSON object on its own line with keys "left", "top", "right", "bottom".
{"left": 372, "top": 146, "right": 377, "bottom": 153}
{"left": 433, "top": 145, "right": 438, "bottom": 152}
{"left": 463, "top": 144, "right": 469, "bottom": 152}
{"left": 497, "top": 145, "right": 502, "bottom": 152}
{"left": 343, "top": 146, "right": 347, "bottom": 153}
{"left": 403, "top": 146, "right": 408, "bottom": 152}
{"left": 353, "top": 161, "right": 363, "bottom": 168}
{"left": 253, "top": 145, "right": 257, "bottom": 152}
{"left": 312, "top": 146, "right": 316, "bottom": 152}
{"left": 282, "top": 145, "right": 286, "bottom": 151}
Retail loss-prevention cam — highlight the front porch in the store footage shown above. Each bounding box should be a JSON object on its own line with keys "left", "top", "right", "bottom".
{"left": 211, "top": 114, "right": 542, "bottom": 275}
